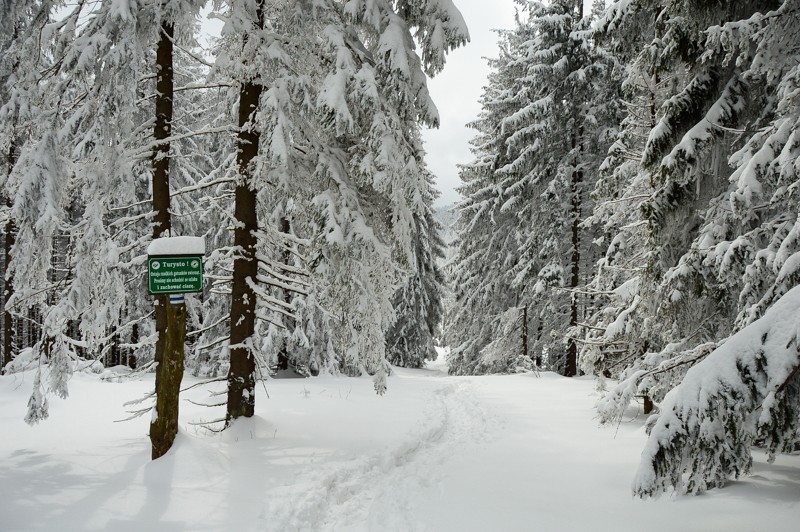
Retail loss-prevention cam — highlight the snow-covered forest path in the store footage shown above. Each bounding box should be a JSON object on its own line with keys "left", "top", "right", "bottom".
{"left": 1, "top": 362, "right": 799, "bottom": 531}
{"left": 262, "top": 376, "right": 492, "bottom": 531}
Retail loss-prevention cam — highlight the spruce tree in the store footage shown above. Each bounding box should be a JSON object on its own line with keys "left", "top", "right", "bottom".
{"left": 446, "top": 37, "right": 523, "bottom": 375}
{"left": 386, "top": 167, "right": 445, "bottom": 368}
{"left": 2, "top": 0, "right": 208, "bottom": 422}
{"left": 631, "top": 0, "right": 800, "bottom": 495}
{"left": 214, "top": 0, "right": 468, "bottom": 418}
{"left": 634, "top": 284, "right": 800, "bottom": 497}
{"left": 585, "top": 0, "right": 799, "bottom": 427}
{"left": 448, "top": 1, "right": 620, "bottom": 375}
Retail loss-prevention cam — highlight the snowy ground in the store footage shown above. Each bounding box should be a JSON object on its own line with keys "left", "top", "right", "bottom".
{"left": 1, "top": 351, "right": 798, "bottom": 531}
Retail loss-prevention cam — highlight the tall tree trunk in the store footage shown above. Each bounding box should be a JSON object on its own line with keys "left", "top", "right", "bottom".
{"left": 521, "top": 304, "right": 529, "bottom": 363}
{"left": 535, "top": 320, "right": 543, "bottom": 367}
{"left": 566, "top": 124, "right": 584, "bottom": 378}
{"left": 110, "top": 331, "right": 121, "bottom": 367}
{"left": 30, "top": 306, "right": 40, "bottom": 352}
{"left": 149, "top": 16, "right": 182, "bottom": 460}
{"left": 151, "top": 18, "right": 174, "bottom": 366}
{"left": 565, "top": 0, "right": 585, "bottom": 378}
{"left": 226, "top": 0, "right": 265, "bottom": 424}
{"left": 129, "top": 323, "right": 139, "bottom": 369}
{"left": 2, "top": 23, "right": 21, "bottom": 374}
{"left": 3, "top": 143, "right": 16, "bottom": 373}
{"left": 276, "top": 217, "right": 291, "bottom": 372}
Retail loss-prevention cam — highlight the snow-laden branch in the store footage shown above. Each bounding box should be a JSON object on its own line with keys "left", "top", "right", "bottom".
{"left": 186, "top": 315, "right": 229, "bottom": 338}
{"left": 128, "top": 126, "right": 238, "bottom": 160}
{"left": 634, "top": 285, "right": 800, "bottom": 497}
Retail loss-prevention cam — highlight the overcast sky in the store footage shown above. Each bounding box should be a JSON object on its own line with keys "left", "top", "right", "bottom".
{"left": 422, "top": 0, "right": 519, "bottom": 208}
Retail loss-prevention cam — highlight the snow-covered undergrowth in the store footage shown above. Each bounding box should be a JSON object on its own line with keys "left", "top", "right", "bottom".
{"left": 1, "top": 363, "right": 798, "bottom": 531}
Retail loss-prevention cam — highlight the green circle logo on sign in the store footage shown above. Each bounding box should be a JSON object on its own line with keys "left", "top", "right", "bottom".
{"left": 152, "top": 261, "right": 161, "bottom": 270}
{"left": 191, "top": 260, "right": 199, "bottom": 268}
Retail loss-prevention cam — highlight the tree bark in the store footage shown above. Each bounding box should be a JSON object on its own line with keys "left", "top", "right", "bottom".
{"left": 150, "top": 298, "right": 186, "bottom": 459}
{"left": 521, "top": 305, "right": 529, "bottom": 363}
{"left": 3, "top": 143, "right": 16, "bottom": 373}
{"left": 566, "top": 127, "right": 583, "bottom": 378}
{"left": 276, "top": 217, "right": 291, "bottom": 372}
{"left": 129, "top": 323, "right": 139, "bottom": 369}
{"left": 643, "top": 395, "right": 654, "bottom": 415}
{"left": 152, "top": 22, "right": 173, "bottom": 241}
{"left": 565, "top": 1, "right": 585, "bottom": 378}
{"left": 149, "top": 15, "right": 182, "bottom": 460}
{"left": 152, "top": 18, "right": 174, "bottom": 371}
{"left": 226, "top": 0, "right": 265, "bottom": 424}
{"left": 1, "top": 23, "right": 21, "bottom": 374}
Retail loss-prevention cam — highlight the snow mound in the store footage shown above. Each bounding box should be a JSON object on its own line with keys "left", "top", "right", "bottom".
{"left": 147, "top": 236, "right": 205, "bottom": 256}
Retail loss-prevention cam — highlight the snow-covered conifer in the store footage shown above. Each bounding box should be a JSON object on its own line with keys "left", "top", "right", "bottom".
{"left": 446, "top": 37, "right": 523, "bottom": 375}
{"left": 586, "top": 0, "right": 800, "bottom": 428}
{"left": 210, "top": 0, "right": 467, "bottom": 417}
{"left": 1, "top": 1, "right": 209, "bottom": 421}
{"left": 386, "top": 167, "right": 445, "bottom": 368}
{"left": 449, "top": 0, "right": 620, "bottom": 375}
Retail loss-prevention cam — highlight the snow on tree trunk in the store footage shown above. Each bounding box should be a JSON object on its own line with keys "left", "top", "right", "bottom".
{"left": 226, "top": 0, "right": 264, "bottom": 424}
{"left": 2, "top": 145, "right": 15, "bottom": 373}
{"left": 1, "top": 16, "right": 21, "bottom": 373}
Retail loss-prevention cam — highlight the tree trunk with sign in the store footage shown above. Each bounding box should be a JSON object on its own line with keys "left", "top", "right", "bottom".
{"left": 149, "top": 13, "right": 181, "bottom": 460}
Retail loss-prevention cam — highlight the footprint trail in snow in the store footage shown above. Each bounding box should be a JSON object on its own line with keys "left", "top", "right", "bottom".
{"left": 261, "top": 379, "right": 493, "bottom": 532}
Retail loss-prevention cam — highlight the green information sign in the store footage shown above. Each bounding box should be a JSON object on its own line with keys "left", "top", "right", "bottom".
{"left": 148, "top": 256, "right": 203, "bottom": 294}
